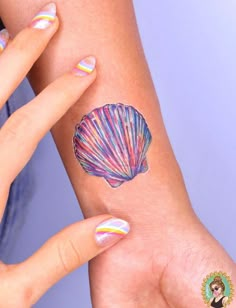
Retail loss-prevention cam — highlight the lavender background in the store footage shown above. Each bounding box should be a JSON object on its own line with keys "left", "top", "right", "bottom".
{"left": 5, "top": 1, "right": 236, "bottom": 307}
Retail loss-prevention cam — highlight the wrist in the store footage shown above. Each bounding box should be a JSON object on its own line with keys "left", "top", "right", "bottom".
{"left": 75, "top": 162, "right": 194, "bottom": 224}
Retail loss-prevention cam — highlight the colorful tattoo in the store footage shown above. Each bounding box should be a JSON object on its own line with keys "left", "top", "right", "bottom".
{"left": 30, "top": 3, "right": 56, "bottom": 29}
{"left": 95, "top": 218, "right": 130, "bottom": 246}
{"left": 73, "top": 103, "right": 152, "bottom": 188}
{"left": 0, "top": 29, "right": 9, "bottom": 53}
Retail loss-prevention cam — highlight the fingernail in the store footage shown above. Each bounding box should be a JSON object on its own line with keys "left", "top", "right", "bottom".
{"left": 95, "top": 218, "right": 130, "bottom": 247}
{"left": 30, "top": 2, "right": 57, "bottom": 29}
{"left": 0, "top": 29, "right": 9, "bottom": 53}
{"left": 73, "top": 56, "right": 96, "bottom": 76}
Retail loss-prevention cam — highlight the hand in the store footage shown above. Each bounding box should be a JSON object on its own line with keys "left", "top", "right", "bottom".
{"left": 89, "top": 198, "right": 236, "bottom": 307}
{"left": 87, "top": 177, "right": 236, "bottom": 307}
{"left": 0, "top": 214, "right": 130, "bottom": 307}
{"left": 0, "top": 5, "right": 130, "bottom": 306}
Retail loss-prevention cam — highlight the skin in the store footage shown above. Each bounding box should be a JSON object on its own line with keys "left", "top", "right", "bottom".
{"left": 0, "top": 17, "right": 128, "bottom": 307}
{"left": 0, "top": 1, "right": 236, "bottom": 307}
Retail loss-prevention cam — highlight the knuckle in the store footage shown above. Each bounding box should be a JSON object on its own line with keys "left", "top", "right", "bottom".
{"left": 20, "top": 285, "right": 34, "bottom": 307}
{"left": 10, "top": 36, "right": 25, "bottom": 54}
{"left": 14, "top": 107, "right": 35, "bottom": 127}
{"left": 57, "top": 239, "right": 83, "bottom": 274}
{"left": 9, "top": 30, "right": 41, "bottom": 57}
{"left": 4, "top": 108, "right": 35, "bottom": 141}
{"left": 3, "top": 120, "right": 18, "bottom": 141}
{"left": 9, "top": 32, "right": 31, "bottom": 57}
{"left": 0, "top": 274, "right": 33, "bottom": 307}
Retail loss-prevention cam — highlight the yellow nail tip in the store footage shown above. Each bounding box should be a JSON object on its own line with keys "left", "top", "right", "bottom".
{"left": 30, "top": 3, "right": 57, "bottom": 29}
{"left": 73, "top": 56, "right": 96, "bottom": 76}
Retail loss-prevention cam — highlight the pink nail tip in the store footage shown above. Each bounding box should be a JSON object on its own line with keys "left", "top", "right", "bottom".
{"left": 0, "top": 29, "right": 9, "bottom": 52}
{"left": 44, "top": 3, "right": 57, "bottom": 14}
{"left": 73, "top": 56, "right": 96, "bottom": 76}
{"left": 95, "top": 218, "right": 130, "bottom": 247}
{"left": 30, "top": 2, "right": 57, "bottom": 29}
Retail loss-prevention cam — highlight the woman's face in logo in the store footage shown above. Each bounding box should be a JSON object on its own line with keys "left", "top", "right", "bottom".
{"left": 211, "top": 284, "right": 222, "bottom": 297}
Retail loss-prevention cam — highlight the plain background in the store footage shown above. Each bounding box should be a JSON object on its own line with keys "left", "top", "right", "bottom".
{"left": 6, "top": 1, "right": 236, "bottom": 307}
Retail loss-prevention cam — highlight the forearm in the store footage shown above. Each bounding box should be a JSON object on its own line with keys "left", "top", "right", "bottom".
{"left": 1, "top": 0, "right": 192, "bottom": 221}
{"left": 2, "top": 3, "right": 236, "bottom": 307}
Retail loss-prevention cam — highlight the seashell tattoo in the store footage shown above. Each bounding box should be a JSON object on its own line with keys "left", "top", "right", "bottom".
{"left": 73, "top": 103, "right": 152, "bottom": 188}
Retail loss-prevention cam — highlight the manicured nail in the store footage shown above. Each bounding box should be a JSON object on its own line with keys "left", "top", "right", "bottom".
{"left": 30, "top": 3, "right": 57, "bottom": 29}
{"left": 0, "top": 29, "right": 9, "bottom": 53}
{"left": 95, "top": 218, "right": 130, "bottom": 247}
{"left": 73, "top": 56, "right": 96, "bottom": 76}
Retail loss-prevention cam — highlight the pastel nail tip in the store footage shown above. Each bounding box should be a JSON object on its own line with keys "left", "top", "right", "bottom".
{"left": 0, "top": 29, "right": 9, "bottom": 38}
{"left": 32, "top": 20, "right": 51, "bottom": 29}
{"left": 73, "top": 69, "right": 89, "bottom": 77}
{"left": 96, "top": 233, "right": 123, "bottom": 246}
{"left": 0, "top": 29, "right": 9, "bottom": 52}
{"left": 96, "top": 218, "right": 130, "bottom": 246}
{"left": 33, "top": 4, "right": 57, "bottom": 20}
{"left": 44, "top": 2, "right": 57, "bottom": 14}
{"left": 83, "top": 56, "right": 96, "bottom": 66}
{"left": 34, "top": 3, "right": 56, "bottom": 15}
{"left": 96, "top": 218, "right": 130, "bottom": 235}
{"left": 31, "top": 3, "right": 56, "bottom": 29}
{"left": 74, "top": 56, "right": 96, "bottom": 75}
{"left": 95, "top": 218, "right": 130, "bottom": 246}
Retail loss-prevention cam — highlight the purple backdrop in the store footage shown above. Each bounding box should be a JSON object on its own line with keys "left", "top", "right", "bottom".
{"left": 6, "top": 1, "right": 236, "bottom": 307}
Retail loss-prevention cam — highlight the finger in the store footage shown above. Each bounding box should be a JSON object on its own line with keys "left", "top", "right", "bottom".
{"left": 0, "top": 185, "right": 10, "bottom": 223}
{"left": 0, "top": 28, "right": 10, "bottom": 55}
{"left": 11, "top": 215, "right": 130, "bottom": 306}
{"left": 0, "top": 2, "right": 59, "bottom": 109}
{"left": 0, "top": 55, "right": 96, "bottom": 217}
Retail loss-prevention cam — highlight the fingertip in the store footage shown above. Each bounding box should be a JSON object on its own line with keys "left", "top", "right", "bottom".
{"left": 29, "top": 15, "right": 60, "bottom": 37}
{"left": 0, "top": 29, "right": 10, "bottom": 54}
{"left": 29, "top": 2, "right": 57, "bottom": 30}
{"left": 51, "top": 16, "right": 60, "bottom": 33}
{"left": 72, "top": 55, "right": 97, "bottom": 77}
{"left": 10, "top": 214, "right": 130, "bottom": 305}
{"left": 95, "top": 216, "right": 131, "bottom": 249}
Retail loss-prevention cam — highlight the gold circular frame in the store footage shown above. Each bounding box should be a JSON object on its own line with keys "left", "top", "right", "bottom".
{"left": 201, "top": 271, "right": 234, "bottom": 307}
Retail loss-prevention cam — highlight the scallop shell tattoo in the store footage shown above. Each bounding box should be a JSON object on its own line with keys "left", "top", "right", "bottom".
{"left": 73, "top": 103, "right": 152, "bottom": 188}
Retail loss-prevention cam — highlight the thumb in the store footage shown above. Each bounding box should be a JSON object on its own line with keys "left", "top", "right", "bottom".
{"left": 12, "top": 215, "right": 130, "bottom": 306}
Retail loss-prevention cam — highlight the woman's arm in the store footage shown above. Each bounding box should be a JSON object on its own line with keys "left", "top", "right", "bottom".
{"left": 0, "top": 11, "right": 130, "bottom": 306}
{"left": 1, "top": 1, "right": 236, "bottom": 307}
{"left": 0, "top": 0, "right": 189, "bottom": 218}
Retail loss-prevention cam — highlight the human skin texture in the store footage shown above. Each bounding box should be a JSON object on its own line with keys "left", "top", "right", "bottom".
{"left": 1, "top": 1, "right": 236, "bottom": 307}
{"left": 0, "top": 9, "right": 131, "bottom": 306}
